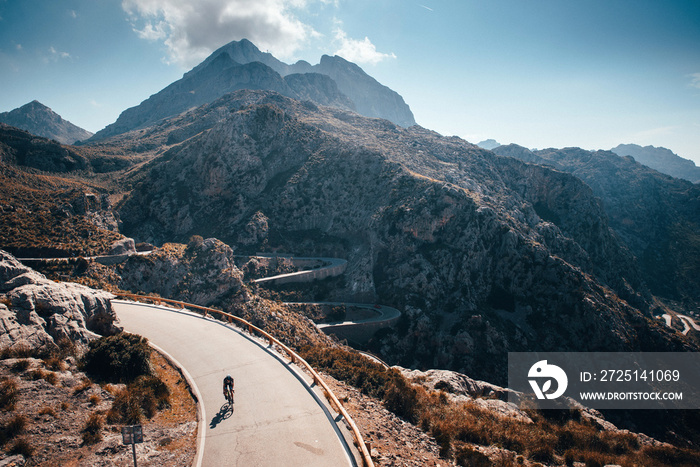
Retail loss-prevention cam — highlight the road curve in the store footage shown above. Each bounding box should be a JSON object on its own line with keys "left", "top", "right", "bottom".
{"left": 112, "top": 300, "right": 357, "bottom": 467}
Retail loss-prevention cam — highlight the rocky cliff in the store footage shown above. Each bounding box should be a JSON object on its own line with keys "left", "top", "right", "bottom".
{"left": 116, "top": 90, "right": 694, "bottom": 382}
{"left": 0, "top": 101, "right": 93, "bottom": 145}
{"left": 91, "top": 39, "right": 414, "bottom": 140}
{"left": 493, "top": 144, "right": 700, "bottom": 307}
{"left": 0, "top": 250, "right": 118, "bottom": 351}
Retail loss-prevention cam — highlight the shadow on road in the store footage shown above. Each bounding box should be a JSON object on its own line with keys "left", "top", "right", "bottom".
{"left": 210, "top": 402, "right": 234, "bottom": 429}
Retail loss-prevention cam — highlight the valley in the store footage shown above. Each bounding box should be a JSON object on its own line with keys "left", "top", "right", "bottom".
{"left": 1, "top": 38, "right": 699, "bottom": 466}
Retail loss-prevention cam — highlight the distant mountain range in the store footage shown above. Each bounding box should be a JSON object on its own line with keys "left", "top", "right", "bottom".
{"left": 91, "top": 39, "right": 415, "bottom": 140}
{"left": 0, "top": 100, "right": 93, "bottom": 144}
{"left": 611, "top": 143, "right": 700, "bottom": 183}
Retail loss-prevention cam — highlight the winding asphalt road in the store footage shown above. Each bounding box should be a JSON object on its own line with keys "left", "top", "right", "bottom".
{"left": 112, "top": 300, "right": 357, "bottom": 467}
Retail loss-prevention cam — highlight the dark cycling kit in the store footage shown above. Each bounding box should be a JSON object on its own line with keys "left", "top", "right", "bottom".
{"left": 223, "top": 374, "right": 234, "bottom": 404}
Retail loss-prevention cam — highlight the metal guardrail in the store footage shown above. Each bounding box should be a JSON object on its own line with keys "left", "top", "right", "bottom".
{"left": 115, "top": 293, "right": 374, "bottom": 467}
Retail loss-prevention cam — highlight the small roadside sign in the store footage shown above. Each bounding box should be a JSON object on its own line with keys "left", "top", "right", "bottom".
{"left": 121, "top": 425, "right": 144, "bottom": 466}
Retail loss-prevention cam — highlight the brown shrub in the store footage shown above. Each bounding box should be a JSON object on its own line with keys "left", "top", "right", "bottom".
{"left": 82, "top": 412, "right": 103, "bottom": 445}
{"left": 0, "top": 378, "right": 19, "bottom": 410}
{"left": 8, "top": 437, "right": 34, "bottom": 457}
{"left": 38, "top": 405, "right": 56, "bottom": 417}
{"left": 0, "top": 414, "right": 27, "bottom": 445}
{"left": 88, "top": 394, "right": 101, "bottom": 406}
{"left": 10, "top": 359, "right": 30, "bottom": 373}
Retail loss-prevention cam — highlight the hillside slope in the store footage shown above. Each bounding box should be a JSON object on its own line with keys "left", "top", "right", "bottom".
{"left": 116, "top": 90, "right": 694, "bottom": 381}
{"left": 493, "top": 144, "right": 700, "bottom": 307}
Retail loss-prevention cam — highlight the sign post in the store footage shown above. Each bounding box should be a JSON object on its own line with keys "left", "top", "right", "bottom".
{"left": 121, "top": 425, "right": 144, "bottom": 467}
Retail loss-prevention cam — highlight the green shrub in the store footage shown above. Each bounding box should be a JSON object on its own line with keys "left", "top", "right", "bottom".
{"left": 81, "top": 332, "right": 151, "bottom": 383}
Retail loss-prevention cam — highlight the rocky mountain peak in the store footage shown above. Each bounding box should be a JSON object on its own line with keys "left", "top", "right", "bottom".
{"left": 0, "top": 101, "right": 93, "bottom": 145}
{"left": 184, "top": 38, "right": 287, "bottom": 78}
{"left": 90, "top": 39, "right": 415, "bottom": 141}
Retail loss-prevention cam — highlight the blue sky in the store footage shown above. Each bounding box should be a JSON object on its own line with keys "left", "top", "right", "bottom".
{"left": 1, "top": 0, "right": 699, "bottom": 164}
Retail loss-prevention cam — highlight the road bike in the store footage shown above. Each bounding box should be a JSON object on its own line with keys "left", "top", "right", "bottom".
{"left": 225, "top": 387, "right": 234, "bottom": 407}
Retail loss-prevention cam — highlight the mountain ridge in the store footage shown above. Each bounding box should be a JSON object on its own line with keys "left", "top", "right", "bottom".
{"left": 611, "top": 143, "right": 700, "bottom": 183}
{"left": 91, "top": 39, "right": 414, "bottom": 141}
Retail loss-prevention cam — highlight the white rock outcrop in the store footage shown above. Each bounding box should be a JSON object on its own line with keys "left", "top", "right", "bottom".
{"left": 0, "top": 250, "right": 119, "bottom": 351}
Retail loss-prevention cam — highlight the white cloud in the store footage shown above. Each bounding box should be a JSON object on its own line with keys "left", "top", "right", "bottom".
{"left": 690, "top": 73, "right": 700, "bottom": 89}
{"left": 46, "top": 46, "right": 71, "bottom": 62}
{"left": 122, "top": 0, "right": 318, "bottom": 68}
{"left": 333, "top": 28, "right": 396, "bottom": 65}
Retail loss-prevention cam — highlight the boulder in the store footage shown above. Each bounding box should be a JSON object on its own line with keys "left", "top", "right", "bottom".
{"left": 0, "top": 250, "right": 119, "bottom": 352}
{"left": 108, "top": 237, "right": 136, "bottom": 255}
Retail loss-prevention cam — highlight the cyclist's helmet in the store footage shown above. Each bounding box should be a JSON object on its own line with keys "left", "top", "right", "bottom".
{"left": 226, "top": 374, "right": 232, "bottom": 379}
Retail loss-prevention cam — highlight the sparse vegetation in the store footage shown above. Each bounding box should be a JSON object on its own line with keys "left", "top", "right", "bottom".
{"left": 107, "top": 375, "right": 171, "bottom": 424}
{"left": 301, "top": 344, "right": 698, "bottom": 466}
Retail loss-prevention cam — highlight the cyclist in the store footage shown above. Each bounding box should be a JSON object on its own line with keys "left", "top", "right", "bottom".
{"left": 223, "top": 374, "right": 234, "bottom": 404}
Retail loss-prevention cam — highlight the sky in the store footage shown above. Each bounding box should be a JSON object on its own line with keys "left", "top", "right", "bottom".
{"left": 1, "top": 0, "right": 699, "bottom": 164}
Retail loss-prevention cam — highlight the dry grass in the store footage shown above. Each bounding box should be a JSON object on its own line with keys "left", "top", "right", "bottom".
{"left": 301, "top": 344, "right": 699, "bottom": 466}
{"left": 0, "top": 378, "right": 19, "bottom": 410}
{"left": 145, "top": 351, "right": 197, "bottom": 454}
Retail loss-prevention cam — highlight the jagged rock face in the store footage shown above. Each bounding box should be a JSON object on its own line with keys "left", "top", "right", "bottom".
{"left": 195, "top": 40, "right": 416, "bottom": 127}
{"left": 91, "top": 39, "right": 414, "bottom": 140}
{"left": 117, "top": 90, "right": 695, "bottom": 382}
{"left": 0, "top": 101, "right": 93, "bottom": 145}
{"left": 115, "top": 238, "right": 245, "bottom": 306}
{"left": 290, "top": 55, "right": 416, "bottom": 128}
{"left": 0, "top": 250, "right": 118, "bottom": 351}
{"left": 612, "top": 143, "right": 700, "bottom": 184}
{"left": 493, "top": 144, "right": 700, "bottom": 305}
{"left": 400, "top": 367, "right": 531, "bottom": 422}
{"left": 284, "top": 73, "right": 355, "bottom": 111}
